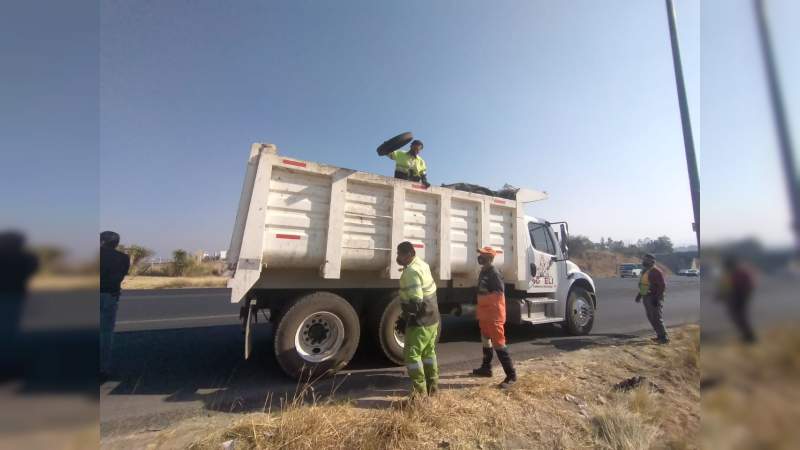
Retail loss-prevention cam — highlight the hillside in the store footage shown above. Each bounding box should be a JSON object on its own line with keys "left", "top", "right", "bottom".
{"left": 571, "top": 250, "right": 674, "bottom": 278}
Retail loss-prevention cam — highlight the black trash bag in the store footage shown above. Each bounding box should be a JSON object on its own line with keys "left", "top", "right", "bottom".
{"left": 440, "top": 182, "right": 520, "bottom": 200}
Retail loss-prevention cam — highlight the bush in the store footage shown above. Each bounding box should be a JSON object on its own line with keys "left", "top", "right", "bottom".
{"left": 172, "top": 249, "right": 190, "bottom": 276}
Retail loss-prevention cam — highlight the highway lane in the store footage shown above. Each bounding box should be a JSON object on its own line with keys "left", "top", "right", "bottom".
{"left": 101, "top": 276, "right": 700, "bottom": 437}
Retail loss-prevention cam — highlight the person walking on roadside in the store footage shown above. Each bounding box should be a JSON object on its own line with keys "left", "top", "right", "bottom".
{"left": 396, "top": 241, "right": 440, "bottom": 396}
{"left": 100, "top": 231, "right": 130, "bottom": 382}
{"left": 471, "top": 247, "right": 517, "bottom": 389}
{"left": 0, "top": 231, "right": 38, "bottom": 379}
{"left": 386, "top": 139, "right": 430, "bottom": 187}
{"left": 716, "top": 255, "right": 757, "bottom": 343}
{"left": 635, "top": 253, "right": 669, "bottom": 344}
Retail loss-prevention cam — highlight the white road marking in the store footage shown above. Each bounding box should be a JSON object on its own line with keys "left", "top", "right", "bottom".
{"left": 117, "top": 314, "right": 240, "bottom": 325}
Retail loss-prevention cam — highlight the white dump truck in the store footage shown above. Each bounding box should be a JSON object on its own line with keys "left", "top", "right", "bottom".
{"left": 227, "top": 143, "right": 597, "bottom": 378}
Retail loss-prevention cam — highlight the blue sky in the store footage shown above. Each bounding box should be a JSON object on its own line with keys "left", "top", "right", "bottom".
{"left": 3, "top": 1, "right": 797, "bottom": 260}
{"left": 99, "top": 0, "right": 706, "bottom": 257}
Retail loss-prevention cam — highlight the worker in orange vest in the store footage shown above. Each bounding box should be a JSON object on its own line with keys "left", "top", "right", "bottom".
{"left": 471, "top": 247, "right": 516, "bottom": 389}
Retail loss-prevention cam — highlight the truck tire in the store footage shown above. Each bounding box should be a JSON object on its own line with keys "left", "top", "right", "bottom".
{"left": 371, "top": 295, "right": 440, "bottom": 366}
{"left": 273, "top": 292, "right": 360, "bottom": 379}
{"left": 376, "top": 132, "right": 413, "bottom": 156}
{"left": 564, "top": 286, "right": 595, "bottom": 335}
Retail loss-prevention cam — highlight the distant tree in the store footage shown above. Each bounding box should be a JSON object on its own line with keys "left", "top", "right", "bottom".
{"left": 652, "top": 236, "right": 674, "bottom": 254}
{"left": 119, "top": 244, "right": 153, "bottom": 273}
{"left": 172, "top": 249, "right": 190, "bottom": 276}
{"left": 33, "top": 245, "right": 65, "bottom": 273}
{"left": 567, "top": 235, "right": 595, "bottom": 257}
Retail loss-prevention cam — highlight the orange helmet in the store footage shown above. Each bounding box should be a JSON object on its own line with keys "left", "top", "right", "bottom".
{"left": 477, "top": 246, "right": 497, "bottom": 257}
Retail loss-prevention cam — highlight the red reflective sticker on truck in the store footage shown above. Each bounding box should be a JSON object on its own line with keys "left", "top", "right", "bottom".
{"left": 413, "top": 244, "right": 424, "bottom": 249}
{"left": 412, "top": 184, "right": 428, "bottom": 190}
{"left": 282, "top": 159, "right": 307, "bottom": 168}
{"left": 276, "top": 234, "right": 301, "bottom": 240}
{"left": 493, "top": 199, "right": 506, "bottom": 205}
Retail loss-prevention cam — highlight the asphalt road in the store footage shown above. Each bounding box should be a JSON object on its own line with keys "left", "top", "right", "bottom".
{"left": 99, "top": 276, "right": 700, "bottom": 437}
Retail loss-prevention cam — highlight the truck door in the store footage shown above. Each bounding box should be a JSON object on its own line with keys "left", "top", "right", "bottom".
{"left": 526, "top": 221, "right": 559, "bottom": 294}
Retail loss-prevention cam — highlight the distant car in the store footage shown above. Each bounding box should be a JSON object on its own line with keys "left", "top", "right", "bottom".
{"left": 677, "top": 269, "right": 700, "bottom": 277}
{"left": 619, "top": 264, "right": 643, "bottom": 278}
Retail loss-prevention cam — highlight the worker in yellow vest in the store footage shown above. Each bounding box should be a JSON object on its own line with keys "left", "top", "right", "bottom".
{"left": 386, "top": 140, "right": 430, "bottom": 187}
{"left": 396, "top": 241, "right": 440, "bottom": 396}
{"left": 635, "top": 253, "right": 669, "bottom": 344}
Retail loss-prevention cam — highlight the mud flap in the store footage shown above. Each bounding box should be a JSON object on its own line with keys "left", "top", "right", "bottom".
{"left": 244, "top": 301, "right": 255, "bottom": 360}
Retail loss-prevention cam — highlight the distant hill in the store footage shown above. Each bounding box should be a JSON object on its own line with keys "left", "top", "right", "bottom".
{"left": 571, "top": 250, "right": 677, "bottom": 278}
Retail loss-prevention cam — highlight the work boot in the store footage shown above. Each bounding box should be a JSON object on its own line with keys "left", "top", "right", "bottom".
{"left": 427, "top": 381, "right": 439, "bottom": 397}
{"left": 495, "top": 347, "right": 517, "bottom": 389}
{"left": 471, "top": 347, "right": 494, "bottom": 377}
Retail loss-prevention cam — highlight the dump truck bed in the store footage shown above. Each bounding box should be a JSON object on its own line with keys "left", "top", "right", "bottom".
{"left": 227, "top": 143, "right": 548, "bottom": 303}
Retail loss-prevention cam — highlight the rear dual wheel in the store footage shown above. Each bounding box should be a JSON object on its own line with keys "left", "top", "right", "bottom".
{"left": 273, "top": 292, "right": 360, "bottom": 379}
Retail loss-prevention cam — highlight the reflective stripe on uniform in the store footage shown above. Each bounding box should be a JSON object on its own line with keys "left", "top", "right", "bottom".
{"left": 422, "top": 357, "right": 436, "bottom": 366}
{"left": 406, "top": 361, "right": 423, "bottom": 371}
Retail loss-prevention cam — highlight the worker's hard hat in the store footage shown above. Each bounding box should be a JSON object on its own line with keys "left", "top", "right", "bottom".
{"left": 477, "top": 246, "right": 497, "bottom": 257}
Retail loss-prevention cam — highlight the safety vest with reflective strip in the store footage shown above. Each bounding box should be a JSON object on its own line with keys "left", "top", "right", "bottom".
{"left": 389, "top": 150, "right": 427, "bottom": 178}
{"left": 638, "top": 268, "right": 651, "bottom": 296}
{"left": 399, "top": 257, "right": 439, "bottom": 327}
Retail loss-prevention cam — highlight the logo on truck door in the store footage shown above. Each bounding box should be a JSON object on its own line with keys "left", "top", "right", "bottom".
{"left": 531, "top": 254, "right": 555, "bottom": 287}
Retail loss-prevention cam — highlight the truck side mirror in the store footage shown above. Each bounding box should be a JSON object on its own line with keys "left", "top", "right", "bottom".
{"left": 560, "top": 223, "right": 569, "bottom": 259}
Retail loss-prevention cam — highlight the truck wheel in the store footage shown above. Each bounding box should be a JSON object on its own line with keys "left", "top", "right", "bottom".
{"left": 273, "top": 292, "right": 360, "bottom": 379}
{"left": 372, "top": 296, "right": 440, "bottom": 366}
{"left": 565, "top": 287, "right": 594, "bottom": 335}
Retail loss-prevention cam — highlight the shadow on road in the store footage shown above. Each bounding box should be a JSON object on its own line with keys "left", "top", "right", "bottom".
{"left": 105, "top": 320, "right": 647, "bottom": 418}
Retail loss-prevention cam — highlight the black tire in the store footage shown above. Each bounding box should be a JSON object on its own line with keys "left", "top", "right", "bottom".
{"left": 273, "top": 292, "right": 360, "bottom": 379}
{"left": 376, "top": 132, "right": 413, "bottom": 156}
{"left": 564, "top": 287, "right": 595, "bottom": 335}
{"left": 371, "top": 295, "right": 440, "bottom": 366}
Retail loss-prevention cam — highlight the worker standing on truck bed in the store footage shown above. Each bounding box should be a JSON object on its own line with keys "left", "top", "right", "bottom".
{"left": 387, "top": 139, "right": 430, "bottom": 187}
{"left": 396, "top": 241, "right": 440, "bottom": 396}
{"left": 635, "top": 253, "right": 669, "bottom": 344}
{"left": 471, "top": 247, "right": 517, "bottom": 389}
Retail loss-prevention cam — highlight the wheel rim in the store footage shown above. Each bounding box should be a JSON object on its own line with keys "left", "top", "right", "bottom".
{"left": 571, "top": 296, "right": 593, "bottom": 328}
{"left": 294, "top": 311, "right": 345, "bottom": 363}
{"left": 393, "top": 317, "right": 406, "bottom": 348}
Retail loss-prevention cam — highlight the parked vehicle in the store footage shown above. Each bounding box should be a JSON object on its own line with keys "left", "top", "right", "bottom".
{"left": 677, "top": 268, "right": 700, "bottom": 277}
{"left": 227, "top": 143, "right": 598, "bottom": 378}
{"left": 619, "top": 264, "right": 643, "bottom": 278}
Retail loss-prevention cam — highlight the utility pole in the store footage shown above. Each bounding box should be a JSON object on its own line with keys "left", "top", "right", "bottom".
{"left": 665, "top": 0, "right": 701, "bottom": 251}
{"left": 753, "top": 0, "right": 800, "bottom": 252}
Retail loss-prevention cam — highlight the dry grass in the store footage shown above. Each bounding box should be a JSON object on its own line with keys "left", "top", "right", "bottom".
{"left": 29, "top": 274, "right": 98, "bottom": 291}
{"left": 130, "top": 325, "right": 700, "bottom": 450}
{"left": 701, "top": 326, "right": 800, "bottom": 450}
{"left": 121, "top": 275, "right": 228, "bottom": 290}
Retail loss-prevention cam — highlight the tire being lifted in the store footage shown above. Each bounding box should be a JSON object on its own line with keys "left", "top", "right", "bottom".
{"left": 376, "top": 132, "right": 413, "bottom": 156}
{"left": 273, "top": 292, "right": 360, "bottom": 379}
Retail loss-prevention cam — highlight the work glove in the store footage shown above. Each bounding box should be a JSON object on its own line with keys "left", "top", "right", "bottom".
{"left": 420, "top": 174, "right": 431, "bottom": 188}
{"left": 634, "top": 294, "right": 642, "bottom": 303}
